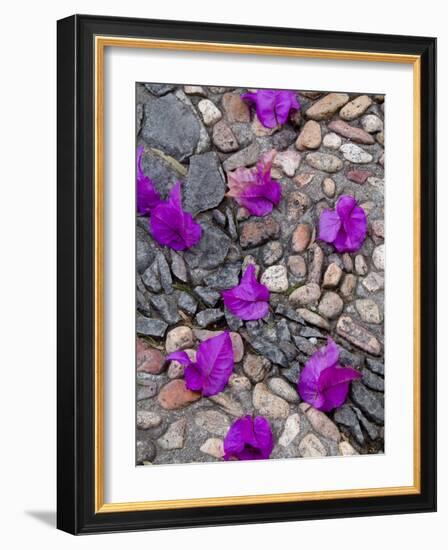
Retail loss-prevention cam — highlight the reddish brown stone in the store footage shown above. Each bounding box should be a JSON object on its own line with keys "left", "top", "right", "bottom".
{"left": 222, "top": 93, "right": 250, "bottom": 123}
{"left": 347, "top": 169, "right": 374, "bottom": 184}
{"left": 158, "top": 379, "right": 201, "bottom": 410}
{"left": 291, "top": 223, "right": 312, "bottom": 252}
{"left": 136, "top": 338, "right": 165, "bottom": 374}
{"left": 327, "top": 120, "right": 375, "bottom": 144}
{"left": 239, "top": 217, "right": 280, "bottom": 248}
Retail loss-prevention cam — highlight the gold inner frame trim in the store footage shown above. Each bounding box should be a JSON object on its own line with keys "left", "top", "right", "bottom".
{"left": 94, "top": 35, "right": 421, "bottom": 513}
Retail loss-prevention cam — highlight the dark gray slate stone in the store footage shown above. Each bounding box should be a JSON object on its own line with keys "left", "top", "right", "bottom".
{"left": 276, "top": 319, "right": 291, "bottom": 342}
{"left": 194, "top": 286, "right": 221, "bottom": 307}
{"left": 195, "top": 308, "right": 225, "bottom": 328}
{"left": 245, "top": 320, "right": 264, "bottom": 339}
{"left": 144, "top": 83, "right": 176, "bottom": 96}
{"left": 361, "top": 368, "right": 384, "bottom": 392}
{"left": 293, "top": 335, "right": 316, "bottom": 356}
{"left": 366, "top": 357, "right": 384, "bottom": 376}
{"left": 142, "top": 262, "right": 161, "bottom": 292}
{"left": 353, "top": 407, "right": 380, "bottom": 440}
{"left": 350, "top": 381, "right": 384, "bottom": 425}
{"left": 203, "top": 264, "right": 241, "bottom": 290}
{"left": 334, "top": 405, "right": 364, "bottom": 445}
{"left": 177, "top": 291, "right": 198, "bottom": 316}
{"left": 137, "top": 226, "right": 156, "bottom": 274}
{"left": 136, "top": 289, "right": 152, "bottom": 317}
{"left": 184, "top": 223, "right": 231, "bottom": 270}
{"left": 300, "top": 326, "right": 326, "bottom": 339}
{"left": 149, "top": 294, "right": 181, "bottom": 325}
{"left": 278, "top": 341, "right": 297, "bottom": 361}
{"left": 140, "top": 147, "right": 186, "bottom": 198}
{"left": 157, "top": 253, "right": 173, "bottom": 294}
{"left": 142, "top": 93, "right": 203, "bottom": 161}
{"left": 282, "top": 360, "right": 301, "bottom": 385}
{"left": 275, "top": 304, "right": 305, "bottom": 325}
{"left": 212, "top": 209, "right": 226, "bottom": 227}
{"left": 222, "top": 142, "right": 260, "bottom": 171}
{"left": 136, "top": 315, "right": 168, "bottom": 337}
{"left": 225, "top": 207, "right": 238, "bottom": 241}
{"left": 170, "top": 250, "right": 188, "bottom": 282}
{"left": 225, "top": 309, "right": 243, "bottom": 331}
{"left": 184, "top": 152, "right": 226, "bottom": 215}
{"left": 339, "top": 348, "right": 364, "bottom": 370}
{"left": 249, "top": 338, "right": 288, "bottom": 368}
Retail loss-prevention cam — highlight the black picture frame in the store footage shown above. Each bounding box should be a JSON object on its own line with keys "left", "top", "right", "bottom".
{"left": 57, "top": 14, "right": 436, "bottom": 535}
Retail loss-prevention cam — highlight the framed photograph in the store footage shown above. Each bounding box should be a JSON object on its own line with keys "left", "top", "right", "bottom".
{"left": 57, "top": 14, "right": 436, "bottom": 534}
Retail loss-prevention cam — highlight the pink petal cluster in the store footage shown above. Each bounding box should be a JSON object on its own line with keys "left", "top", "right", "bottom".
{"left": 226, "top": 150, "right": 281, "bottom": 216}
{"left": 221, "top": 264, "right": 270, "bottom": 321}
{"left": 241, "top": 89, "right": 300, "bottom": 128}
{"left": 318, "top": 195, "right": 367, "bottom": 253}
{"left": 297, "top": 338, "right": 361, "bottom": 412}
{"left": 166, "top": 332, "right": 234, "bottom": 397}
{"left": 150, "top": 182, "right": 202, "bottom": 251}
{"left": 223, "top": 415, "right": 274, "bottom": 461}
{"left": 136, "top": 146, "right": 162, "bottom": 215}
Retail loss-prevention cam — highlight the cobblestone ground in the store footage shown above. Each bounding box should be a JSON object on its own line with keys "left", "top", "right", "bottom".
{"left": 136, "top": 83, "right": 385, "bottom": 465}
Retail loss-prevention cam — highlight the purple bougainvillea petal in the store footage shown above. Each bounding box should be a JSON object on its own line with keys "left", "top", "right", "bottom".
{"left": 241, "top": 89, "right": 300, "bottom": 128}
{"left": 221, "top": 264, "right": 270, "bottom": 321}
{"left": 196, "top": 332, "right": 234, "bottom": 396}
{"left": 184, "top": 363, "right": 203, "bottom": 392}
{"left": 298, "top": 338, "right": 361, "bottom": 412}
{"left": 319, "top": 209, "right": 342, "bottom": 243}
{"left": 317, "top": 365, "right": 362, "bottom": 411}
{"left": 274, "top": 90, "right": 301, "bottom": 125}
{"left": 136, "top": 146, "right": 162, "bottom": 215}
{"left": 167, "top": 332, "right": 234, "bottom": 397}
{"left": 223, "top": 415, "right": 274, "bottom": 461}
{"left": 318, "top": 194, "right": 367, "bottom": 253}
{"left": 165, "top": 350, "right": 193, "bottom": 367}
{"left": 226, "top": 150, "right": 281, "bottom": 217}
{"left": 149, "top": 182, "right": 202, "bottom": 251}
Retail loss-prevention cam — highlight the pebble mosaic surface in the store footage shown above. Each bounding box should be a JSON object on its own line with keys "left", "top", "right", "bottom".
{"left": 136, "top": 83, "right": 385, "bottom": 465}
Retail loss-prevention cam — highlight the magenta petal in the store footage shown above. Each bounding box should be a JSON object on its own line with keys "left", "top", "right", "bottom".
{"left": 318, "top": 194, "right": 367, "bottom": 253}
{"left": 136, "top": 146, "right": 162, "bottom": 215}
{"left": 184, "top": 363, "right": 203, "bottom": 392}
{"left": 274, "top": 91, "right": 300, "bottom": 125}
{"left": 319, "top": 209, "right": 342, "bottom": 243}
{"left": 254, "top": 90, "right": 278, "bottom": 128}
{"left": 224, "top": 415, "right": 273, "bottom": 461}
{"left": 317, "top": 365, "right": 362, "bottom": 411}
{"left": 165, "top": 351, "right": 193, "bottom": 367}
{"left": 196, "top": 332, "right": 234, "bottom": 396}
{"left": 241, "top": 89, "right": 300, "bottom": 128}
{"left": 226, "top": 152, "right": 281, "bottom": 217}
{"left": 221, "top": 265, "right": 270, "bottom": 321}
{"left": 298, "top": 338, "right": 359, "bottom": 411}
{"left": 149, "top": 182, "right": 202, "bottom": 250}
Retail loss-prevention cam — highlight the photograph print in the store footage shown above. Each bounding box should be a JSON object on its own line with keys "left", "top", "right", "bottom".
{"left": 135, "top": 83, "right": 385, "bottom": 466}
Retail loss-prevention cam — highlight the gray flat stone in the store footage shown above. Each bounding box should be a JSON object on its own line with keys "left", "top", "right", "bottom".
{"left": 184, "top": 152, "right": 226, "bottom": 215}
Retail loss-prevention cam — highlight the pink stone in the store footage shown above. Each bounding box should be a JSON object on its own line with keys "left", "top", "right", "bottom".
{"left": 347, "top": 169, "right": 374, "bottom": 184}
{"left": 222, "top": 93, "right": 250, "bottom": 123}
{"left": 136, "top": 338, "right": 165, "bottom": 374}
{"left": 328, "top": 120, "right": 375, "bottom": 144}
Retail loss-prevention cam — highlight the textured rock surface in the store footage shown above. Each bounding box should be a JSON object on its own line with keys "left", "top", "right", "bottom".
{"left": 136, "top": 84, "right": 385, "bottom": 465}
